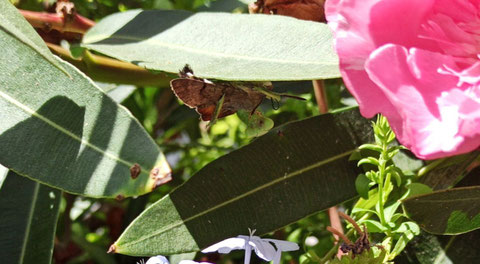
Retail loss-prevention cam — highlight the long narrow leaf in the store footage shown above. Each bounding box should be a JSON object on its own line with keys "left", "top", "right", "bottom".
{"left": 0, "top": 8, "right": 170, "bottom": 198}
{"left": 0, "top": 0, "right": 68, "bottom": 76}
{"left": 83, "top": 10, "right": 339, "bottom": 81}
{"left": 403, "top": 186, "right": 480, "bottom": 235}
{"left": 0, "top": 171, "right": 61, "bottom": 264}
{"left": 112, "top": 109, "right": 372, "bottom": 255}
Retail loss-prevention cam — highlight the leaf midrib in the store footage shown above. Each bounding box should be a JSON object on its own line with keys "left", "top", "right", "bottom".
{"left": 0, "top": 89, "right": 150, "bottom": 176}
{"left": 118, "top": 150, "right": 354, "bottom": 249}
{"left": 18, "top": 181, "right": 39, "bottom": 264}
{"left": 407, "top": 197, "right": 480, "bottom": 204}
{"left": 85, "top": 36, "right": 337, "bottom": 67}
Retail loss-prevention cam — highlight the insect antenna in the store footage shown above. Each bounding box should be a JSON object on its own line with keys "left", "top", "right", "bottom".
{"left": 280, "top": 94, "right": 306, "bottom": 101}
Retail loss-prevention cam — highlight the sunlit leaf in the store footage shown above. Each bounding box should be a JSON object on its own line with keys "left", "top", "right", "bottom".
{"left": 111, "top": 109, "right": 373, "bottom": 255}
{"left": 0, "top": 11, "right": 170, "bottom": 198}
{"left": 83, "top": 10, "right": 339, "bottom": 81}
{"left": 0, "top": 0, "right": 69, "bottom": 76}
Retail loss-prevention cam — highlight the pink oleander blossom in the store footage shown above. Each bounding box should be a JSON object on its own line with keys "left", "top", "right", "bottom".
{"left": 326, "top": 0, "right": 480, "bottom": 159}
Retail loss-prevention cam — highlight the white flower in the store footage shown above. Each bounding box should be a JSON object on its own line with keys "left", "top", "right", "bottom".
{"left": 138, "top": 255, "right": 210, "bottom": 264}
{"left": 178, "top": 261, "right": 212, "bottom": 264}
{"left": 145, "top": 256, "right": 169, "bottom": 264}
{"left": 201, "top": 229, "right": 299, "bottom": 264}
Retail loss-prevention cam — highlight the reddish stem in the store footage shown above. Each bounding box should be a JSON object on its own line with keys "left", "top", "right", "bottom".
{"left": 326, "top": 226, "right": 352, "bottom": 245}
{"left": 312, "top": 79, "right": 343, "bottom": 257}
{"left": 338, "top": 211, "right": 362, "bottom": 234}
{"left": 313, "top": 80, "right": 328, "bottom": 114}
{"left": 20, "top": 9, "right": 94, "bottom": 34}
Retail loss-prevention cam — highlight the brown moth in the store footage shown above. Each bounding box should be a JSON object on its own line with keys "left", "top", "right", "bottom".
{"left": 170, "top": 65, "right": 273, "bottom": 121}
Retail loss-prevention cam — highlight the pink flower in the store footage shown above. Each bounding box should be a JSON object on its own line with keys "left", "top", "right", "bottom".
{"left": 326, "top": 0, "right": 480, "bottom": 159}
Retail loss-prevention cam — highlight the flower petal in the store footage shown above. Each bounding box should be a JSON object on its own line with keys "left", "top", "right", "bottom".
{"left": 263, "top": 239, "right": 299, "bottom": 251}
{"left": 201, "top": 237, "right": 246, "bottom": 254}
{"left": 249, "top": 237, "right": 276, "bottom": 261}
{"left": 145, "top": 256, "right": 170, "bottom": 264}
{"left": 178, "top": 261, "right": 212, "bottom": 264}
{"left": 365, "top": 44, "right": 480, "bottom": 158}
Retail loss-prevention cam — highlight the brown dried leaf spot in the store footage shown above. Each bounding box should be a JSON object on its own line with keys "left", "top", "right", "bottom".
{"left": 150, "top": 162, "right": 172, "bottom": 190}
{"left": 249, "top": 0, "right": 326, "bottom": 22}
{"left": 129, "top": 163, "right": 141, "bottom": 179}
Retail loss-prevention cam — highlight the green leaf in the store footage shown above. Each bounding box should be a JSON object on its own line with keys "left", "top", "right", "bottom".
{"left": 392, "top": 150, "right": 423, "bottom": 174}
{"left": 397, "top": 229, "right": 480, "bottom": 264}
{"left": 391, "top": 229, "right": 417, "bottom": 259}
{"left": 0, "top": 170, "right": 61, "bottom": 264}
{"left": 393, "top": 221, "right": 420, "bottom": 235}
{"left": 355, "top": 174, "right": 370, "bottom": 199}
{"left": 404, "top": 183, "right": 433, "bottom": 199}
{"left": 402, "top": 186, "right": 480, "bottom": 235}
{"left": 361, "top": 219, "right": 388, "bottom": 233}
{"left": 0, "top": 0, "right": 69, "bottom": 77}
{"left": 357, "top": 157, "right": 379, "bottom": 167}
{"left": 419, "top": 152, "right": 479, "bottom": 191}
{"left": 358, "top": 144, "right": 382, "bottom": 153}
{"left": 237, "top": 110, "right": 274, "bottom": 138}
{"left": 169, "top": 252, "right": 197, "bottom": 264}
{"left": 386, "top": 166, "right": 403, "bottom": 187}
{"left": 352, "top": 189, "right": 379, "bottom": 217}
{"left": 329, "top": 248, "right": 387, "bottom": 264}
{"left": 0, "top": 23, "right": 170, "bottom": 198}
{"left": 111, "top": 109, "right": 373, "bottom": 255}
{"left": 384, "top": 201, "right": 401, "bottom": 223}
{"left": 83, "top": 10, "right": 339, "bottom": 81}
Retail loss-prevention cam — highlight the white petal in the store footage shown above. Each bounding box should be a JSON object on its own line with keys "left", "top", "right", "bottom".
{"left": 201, "top": 237, "right": 247, "bottom": 254}
{"left": 263, "top": 239, "right": 299, "bottom": 251}
{"left": 271, "top": 250, "right": 282, "bottom": 264}
{"left": 145, "top": 255, "right": 170, "bottom": 264}
{"left": 244, "top": 242, "right": 252, "bottom": 264}
{"left": 249, "top": 237, "right": 276, "bottom": 261}
{"left": 178, "top": 261, "right": 212, "bottom": 264}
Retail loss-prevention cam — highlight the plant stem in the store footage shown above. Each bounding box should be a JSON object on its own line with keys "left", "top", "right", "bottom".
{"left": 377, "top": 145, "right": 388, "bottom": 228}
{"left": 47, "top": 43, "right": 171, "bottom": 86}
{"left": 319, "top": 229, "right": 354, "bottom": 264}
{"left": 378, "top": 139, "right": 394, "bottom": 237}
{"left": 312, "top": 80, "right": 344, "bottom": 258}
{"left": 20, "top": 9, "right": 94, "bottom": 34}
{"left": 313, "top": 80, "right": 328, "bottom": 114}
{"left": 417, "top": 158, "right": 446, "bottom": 177}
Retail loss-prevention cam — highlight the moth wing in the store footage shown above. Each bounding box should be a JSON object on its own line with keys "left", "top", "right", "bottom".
{"left": 170, "top": 79, "right": 222, "bottom": 108}
{"left": 197, "top": 105, "right": 236, "bottom": 121}
{"left": 222, "top": 85, "right": 265, "bottom": 113}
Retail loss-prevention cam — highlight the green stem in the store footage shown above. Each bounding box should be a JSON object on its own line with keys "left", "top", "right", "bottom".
{"left": 417, "top": 158, "right": 446, "bottom": 177}
{"left": 378, "top": 144, "right": 394, "bottom": 237}
{"left": 318, "top": 241, "right": 340, "bottom": 264}
{"left": 377, "top": 153, "right": 387, "bottom": 227}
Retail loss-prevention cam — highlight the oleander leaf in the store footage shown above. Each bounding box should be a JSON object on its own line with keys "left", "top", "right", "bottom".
{"left": 83, "top": 10, "right": 339, "bottom": 81}
{"left": 403, "top": 186, "right": 480, "bottom": 235}
{"left": 112, "top": 109, "right": 373, "bottom": 255}
{"left": 0, "top": 13, "right": 170, "bottom": 198}
{"left": 0, "top": 170, "right": 61, "bottom": 264}
{"left": 0, "top": 0, "right": 69, "bottom": 76}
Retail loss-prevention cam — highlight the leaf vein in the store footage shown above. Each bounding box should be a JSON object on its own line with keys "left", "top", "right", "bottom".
{"left": 118, "top": 150, "right": 354, "bottom": 249}
{"left": 0, "top": 90, "right": 150, "bottom": 175}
